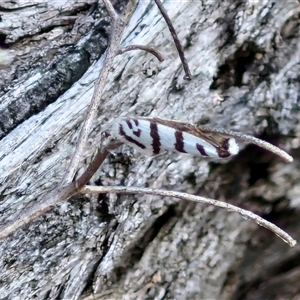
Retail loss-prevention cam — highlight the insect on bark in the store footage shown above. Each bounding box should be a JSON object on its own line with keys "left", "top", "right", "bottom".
{"left": 109, "top": 117, "right": 239, "bottom": 158}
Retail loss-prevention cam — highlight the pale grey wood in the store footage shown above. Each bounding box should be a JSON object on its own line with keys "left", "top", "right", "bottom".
{"left": 0, "top": 1, "right": 299, "bottom": 300}
{"left": 0, "top": 0, "right": 97, "bottom": 42}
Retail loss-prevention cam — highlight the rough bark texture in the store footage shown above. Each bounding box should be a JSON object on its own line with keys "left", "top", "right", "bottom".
{"left": 0, "top": 1, "right": 300, "bottom": 299}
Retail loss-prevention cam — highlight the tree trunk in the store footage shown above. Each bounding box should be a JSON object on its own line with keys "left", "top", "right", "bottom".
{"left": 0, "top": 1, "right": 299, "bottom": 299}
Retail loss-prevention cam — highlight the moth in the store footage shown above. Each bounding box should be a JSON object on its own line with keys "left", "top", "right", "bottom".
{"left": 109, "top": 117, "right": 239, "bottom": 158}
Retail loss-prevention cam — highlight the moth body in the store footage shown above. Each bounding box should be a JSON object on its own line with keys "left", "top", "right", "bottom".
{"left": 110, "top": 117, "right": 239, "bottom": 158}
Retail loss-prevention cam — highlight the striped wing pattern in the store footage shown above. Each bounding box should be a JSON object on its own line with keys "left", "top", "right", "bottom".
{"left": 110, "top": 117, "right": 239, "bottom": 158}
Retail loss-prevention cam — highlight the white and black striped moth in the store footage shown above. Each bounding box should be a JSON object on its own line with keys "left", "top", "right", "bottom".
{"left": 109, "top": 117, "right": 239, "bottom": 158}
{"left": 107, "top": 117, "right": 293, "bottom": 163}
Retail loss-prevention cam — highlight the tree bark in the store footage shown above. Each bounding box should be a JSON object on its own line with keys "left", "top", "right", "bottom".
{"left": 0, "top": 1, "right": 299, "bottom": 299}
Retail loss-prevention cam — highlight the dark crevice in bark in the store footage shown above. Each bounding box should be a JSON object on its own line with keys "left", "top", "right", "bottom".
{"left": 184, "top": 172, "right": 197, "bottom": 187}
{"left": 108, "top": 205, "right": 179, "bottom": 282}
{"left": 216, "top": 0, "right": 245, "bottom": 50}
{"left": 108, "top": 153, "right": 132, "bottom": 186}
{"left": 210, "top": 41, "right": 265, "bottom": 91}
{"left": 54, "top": 283, "right": 65, "bottom": 300}
{"left": 280, "top": 11, "right": 300, "bottom": 41}
{"left": 212, "top": 9, "right": 300, "bottom": 95}
{"left": 80, "top": 220, "right": 119, "bottom": 296}
{"left": 206, "top": 133, "right": 292, "bottom": 203}
{"left": 0, "top": 33, "right": 9, "bottom": 47}
{"left": 43, "top": 290, "right": 51, "bottom": 300}
{"left": 110, "top": 0, "right": 129, "bottom": 14}
{"left": 0, "top": 4, "right": 36, "bottom": 13}
{"left": 260, "top": 207, "right": 297, "bottom": 230}
{"left": 247, "top": 162, "right": 270, "bottom": 186}
{"left": 19, "top": 138, "right": 60, "bottom": 166}
{"left": 0, "top": 20, "right": 110, "bottom": 139}
{"left": 232, "top": 248, "right": 300, "bottom": 300}
{"left": 80, "top": 255, "right": 103, "bottom": 296}
{"left": 94, "top": 178, "right": 116, "bottom": 223}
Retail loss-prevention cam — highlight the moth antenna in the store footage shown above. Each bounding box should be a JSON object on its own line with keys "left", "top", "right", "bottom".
{"left": 83, "top": 185, "right": 297, "bottom": 247}
{"left": 201, "top": 127, "right": 293, "bottom": 163}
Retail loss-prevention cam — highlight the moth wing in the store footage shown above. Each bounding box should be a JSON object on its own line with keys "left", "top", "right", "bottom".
{"left": 153, "top": 117, "right": 239, "bottom": 157}
{"left": 133, "top": 143, "right": 157, "bottom": 156}
{"left": 111, "top": 117, "right": 238, "bottom": 158}
{"left": 111, "top": 118, "right": 157, "bottom": 156}
{"left": 194, "top": 127, "right": 239, "bottom": 157}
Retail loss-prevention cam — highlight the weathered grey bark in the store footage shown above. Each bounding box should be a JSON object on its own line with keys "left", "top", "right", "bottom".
{"left": 0, "top": 0, "right": 299, "bottom": 299}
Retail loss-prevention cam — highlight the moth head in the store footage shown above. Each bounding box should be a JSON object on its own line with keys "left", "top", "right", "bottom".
{"left": 227, "top": 137, "right": 239, "bottom": 155}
